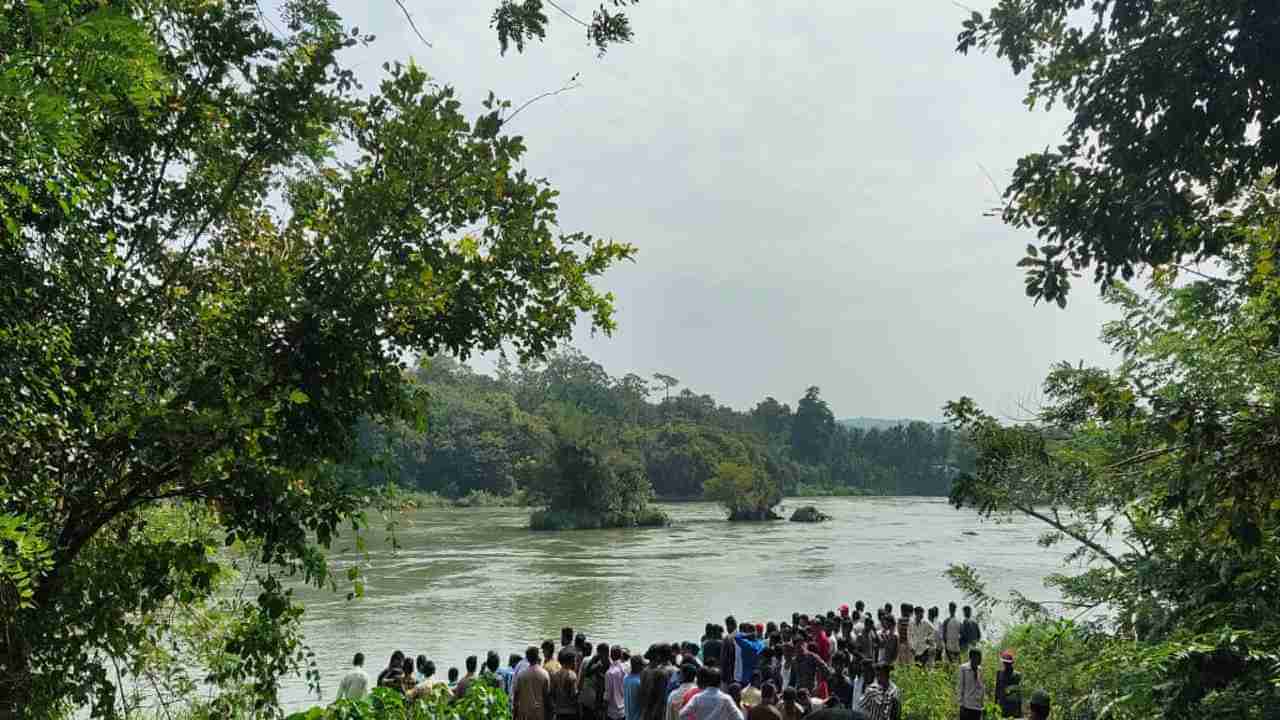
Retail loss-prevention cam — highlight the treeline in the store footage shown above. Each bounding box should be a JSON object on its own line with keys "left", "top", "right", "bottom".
{"left": 355, "top": 349, "right": 973, "bottom": 499}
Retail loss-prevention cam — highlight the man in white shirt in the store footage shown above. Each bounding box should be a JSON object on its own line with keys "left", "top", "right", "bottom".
{"left": 956, "top": 649, "right": 985, "bottom": 720}
{"left": 336, "top": 652, "right": 370, "bottom": 700}
{"left": 908, "top": 606, "right": 935, "bottom": 666}
{"left": 941, "top": 603, "right": 963, "bottom": 663}
{"left": 680, "top": 667, "right": 742, "bottom": 720}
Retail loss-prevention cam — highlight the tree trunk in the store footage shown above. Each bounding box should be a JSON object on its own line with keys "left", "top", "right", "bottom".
{"left": 0, "top": 614, "right": 33, "bottom": 720}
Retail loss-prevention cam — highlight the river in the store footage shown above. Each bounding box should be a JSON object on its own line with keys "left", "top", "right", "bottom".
{"left": 280, "top": 496, "right": 1069, "bottom": 709}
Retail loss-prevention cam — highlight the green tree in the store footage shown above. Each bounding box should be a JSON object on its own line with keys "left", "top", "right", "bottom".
{"left": 958, "top": 1, "right": 1280, "bottom": 305}
{"left": 790, "top": 386, "right": 836, "bottom": 464}
{"left": 704, "top": 461, "right": 782, "bottom": 521}
{"left": 0, "top": 1, "right": 632, "bottom": 716}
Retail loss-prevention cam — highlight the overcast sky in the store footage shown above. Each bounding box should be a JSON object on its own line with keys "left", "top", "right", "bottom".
{"left": 311, "top": 0, "right": 1117, "bottom": 421}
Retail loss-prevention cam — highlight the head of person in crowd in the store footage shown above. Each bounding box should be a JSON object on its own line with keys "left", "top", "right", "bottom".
{"left": 697, "top": 665, "right": 720, "bottom": 689}
{"left": 725, "top": 615, "right": 738, "bottom": 635}
{"left": 796, "top": 688, "right": 811, "bottom": 710}
{"left": 704, "top": 622, "right": 716, "bottom": 640}
{"left": 422, "top": 659, "right": 437, "bottom": 680}
{"left": 680, "top": 663, "right": 698, "bottom": 685}
{"left": 576, "top": 633, "right": 589, "bottom": 655}
{"left": 791, "top": 612, "right": 801, "bottom": 627}
{"left": 880, "top": 614, "right": 894, "bottom": 631}
{"left": 875, "top": 662, "right": 892, "bottom": 688}
{"left": 388, "top": 650, "right": 405, "bottom": 670}
{"left": 399, "top": 657, "right": 413, "bottom": 676}
{"left": 949, "top": 601, "right": 958, "bottom": 618}
{"left": 928, "top": 606, "right": 939, "bottom": 623}
{"left": 883, "top": 603, "right": 893, "bottom": 617}
{"left": 1028, "top": 689, "right": 1051, "bottom": 720}
{"left": 352, "top": 652, "right": 365, "bottom": 668}
{"left": 558, "top": 647, "right": 576, "bottom": 669}
{"left": 465, "top": 655, "right": 478, "bottom": 675}
{"left": 761, "top": 682, "right": 778, "bottom": 706}
{"left": 611, "top": 645, "right": 623, "bottom": 664}
{"left": 899, "top": 603, "right": 913, "bottom": 619}
{"left": 509, "top": 653, "right": 522, "bottom": 669}
{"left": 766, "top": 621, "right": 778, "bottom": 635}
{"left": 749, "top": 671, "right": 763, "bottom": 688}
{"left": 415, "top": 655, "right": 428, "bottom": 678}
{"left": 855, "top": 600, "right": 865, "bottom": 614}
{"left": 863, "top": 616, "right": 875, "bottom": 636}
{"left": 1000, "top": 650, "right": 1014, "bottom": 672}
{"left": 561, "top": 627, "right": 575, "bottom": 648}
{"left": 839, "top": 604, "right": 850, "bottom": 619}
{"left": 968, "top": 648, "right": 982, "bottom": 669}
{"left": 630, "top": 655, "right": 645, "bottom": 674}
{"left": 486, "top": 652, "right": 500, "bottom": 673}
{"left": 541, "top": 640, "right": 556, "bottom": 664}
{"left": 526, "top": 646, "right": 541, "bottom": 665}
{"left": 963, "top": 605, "right": 973, "bottom": 620}
{"left": 728, "top": 683, "right": 743, "bottom": 707}
{"left": 447, "top": 667, "right": 459, "bottom": 684}
{"left": 595, "top": 642, "right": 610, "bottom": 663}
{"left": 913, "top": 605, "right": 924, "bottom": 623}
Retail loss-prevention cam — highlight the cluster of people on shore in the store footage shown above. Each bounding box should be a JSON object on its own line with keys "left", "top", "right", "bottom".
{"left": 334, "top": 601, "right": 1053, "bottom": 720}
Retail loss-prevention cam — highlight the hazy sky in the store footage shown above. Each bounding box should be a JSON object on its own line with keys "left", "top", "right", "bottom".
{"left": 312, "top": 0, "right": 1118, "bottom": 420}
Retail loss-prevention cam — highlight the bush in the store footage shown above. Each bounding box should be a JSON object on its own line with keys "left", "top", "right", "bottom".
{"left": 286, "top": 683, "right": 510, "bottom": 720}
{"left": 704, "top": 461, "right": 782, "bottom": 520}
{"left": 528, "top": 507, "right": 670, "bottom": 531}
{"left": 791, "top": 483, "right": 873, "bottom": 497}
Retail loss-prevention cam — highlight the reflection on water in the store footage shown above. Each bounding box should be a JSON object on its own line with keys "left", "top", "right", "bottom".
{"left": 282, "top": 497, "right": 1067, "bottom": 708}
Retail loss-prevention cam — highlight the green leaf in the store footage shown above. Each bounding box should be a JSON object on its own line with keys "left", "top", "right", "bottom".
{"left": 289, "top": 389, "right": 310, "bottom": 405}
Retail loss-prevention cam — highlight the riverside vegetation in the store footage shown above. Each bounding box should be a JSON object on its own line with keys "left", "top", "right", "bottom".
{"left": 5, "top": 0, "right": 1280, "bottom": 719}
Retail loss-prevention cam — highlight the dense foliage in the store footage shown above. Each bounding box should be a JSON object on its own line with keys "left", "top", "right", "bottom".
{"left": 0, "top": 0, "right": 637, "bottom": 717}
{"left": 285, "top": 684, "right": 510, "bottom": 720}
{"left": 953, "top": 2, "right": 1280, "bottom": 717}
{"left": 355, "top": 351, "right": 973, "bottom": 509}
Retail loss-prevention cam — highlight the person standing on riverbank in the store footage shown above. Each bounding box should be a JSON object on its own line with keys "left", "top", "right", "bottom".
{"left": 956, "top": 649, "right": 985, "bottom": 720}
{"left": 550, "top": 649, "right": 580, "bottom": 720}
{"left": 641, "top": 644, "right": 678, "bottom": 720}
{"left": 959, "top": 607, "right": 981, "bottom": 655}
{"left": 720, "top": 617, "right": 739, "bottom": 688}
{"left": 928, "top": 608, "right": 943, "bottom": 663}
{"left": 995, "top": 651, "right": 1022, "bottom": 718}
{"left": 625, "top": 656, "right": 646, "bottom": 720}
{"left": 858, "top": 662, "right": 900, "bottom": 720}
{"left": 607, "top": 646, "right": 628, "bottom": 720}
{"left": 680, "top": 667, "right": 743, "bottom": 720}
{"left": 515, "top": 646, "right": 552, "bottom": 720}
{"left": 894, "top": 606, "right": 912, "bottom": 667}
{"left": 941, "top": 604, "right": 962, "bottom": 663}
{"left": 908, "top": 606, "right": 935, "bottom": 667}
{"left": 666, "top": 664, "right": 699, "bottom": 720}
{"left": 876, "top": 616, "right": 897, "bottom": 666}
{"left": 734, "top": 626, "right": 766, "bottom": 685}
{"left": 747, "top": 683, "right": 781, "bottom": 720}
{"left": 337, "top": 653, "right": 370, "bottom": 700}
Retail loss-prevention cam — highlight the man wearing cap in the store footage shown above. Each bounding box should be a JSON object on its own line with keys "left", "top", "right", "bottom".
{"left": 995, "top": 650, "right": 1022, "bottom": 717}
{"left": 1027, "top": 689, "right": 1050, "bottom": 720}
{"left": 857, "top": 662, "right": 899, "bottom": 720}
{"left": 956, "top": 649, "right": 985, "bottom": 720}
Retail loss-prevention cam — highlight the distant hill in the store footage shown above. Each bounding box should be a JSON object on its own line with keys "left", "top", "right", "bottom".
{"left": 838, "top": 417, "right": 944, "bottom": 431}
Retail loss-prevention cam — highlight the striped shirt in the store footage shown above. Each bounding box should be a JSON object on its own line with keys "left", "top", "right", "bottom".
{"left": 858, "top": 680, "right": 900, "bottom": 720}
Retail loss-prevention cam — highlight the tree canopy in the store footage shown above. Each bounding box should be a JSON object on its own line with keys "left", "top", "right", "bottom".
{"left": 959, "top": 0, "right": 1280, "bottom": 305}
{"left": 0, "top": 0, "right": 635, "bottom": 716}
{"left": 952, "top": 2, "right": 1280, "bottom": 716}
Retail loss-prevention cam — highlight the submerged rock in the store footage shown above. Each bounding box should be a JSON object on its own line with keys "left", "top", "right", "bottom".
{"left": 789, "top": 505, "right": 832, "bottom": 523}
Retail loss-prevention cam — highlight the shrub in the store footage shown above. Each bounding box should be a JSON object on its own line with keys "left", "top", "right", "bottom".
{"left": 286, "top": 683, "right": 510, "bottom": 720}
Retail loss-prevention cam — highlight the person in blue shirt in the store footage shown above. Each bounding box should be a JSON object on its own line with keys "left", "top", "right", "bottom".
{"left": 624, "top": 656, "right": 646, "bottom": 720}
{"left": 734, "top": 625, "right": 767, "bottom": 686}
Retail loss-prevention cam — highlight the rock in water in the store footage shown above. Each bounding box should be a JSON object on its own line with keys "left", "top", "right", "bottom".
{"left": 789, "top": 505, "right": 831, "bottom": 523}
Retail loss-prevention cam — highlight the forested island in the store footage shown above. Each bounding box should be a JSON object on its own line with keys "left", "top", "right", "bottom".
{"left": 349, "top": 350, "right": 974, "bottom": 518}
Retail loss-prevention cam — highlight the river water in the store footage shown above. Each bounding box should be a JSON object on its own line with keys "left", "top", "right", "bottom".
{"left": 281, "top": 497, "right": 1069, "bottom": 709}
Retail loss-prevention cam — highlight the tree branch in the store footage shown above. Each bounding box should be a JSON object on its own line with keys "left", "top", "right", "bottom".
{"left": 1014, "top": 502, "right": 1124, "bottom": 568}
{"left": 393, "top": 0, "right": 433, "bottom": 48}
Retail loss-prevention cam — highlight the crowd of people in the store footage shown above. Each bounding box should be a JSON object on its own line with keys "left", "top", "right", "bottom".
{"left": 333, "top": 601, "right": 1053, "bottom": 720}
